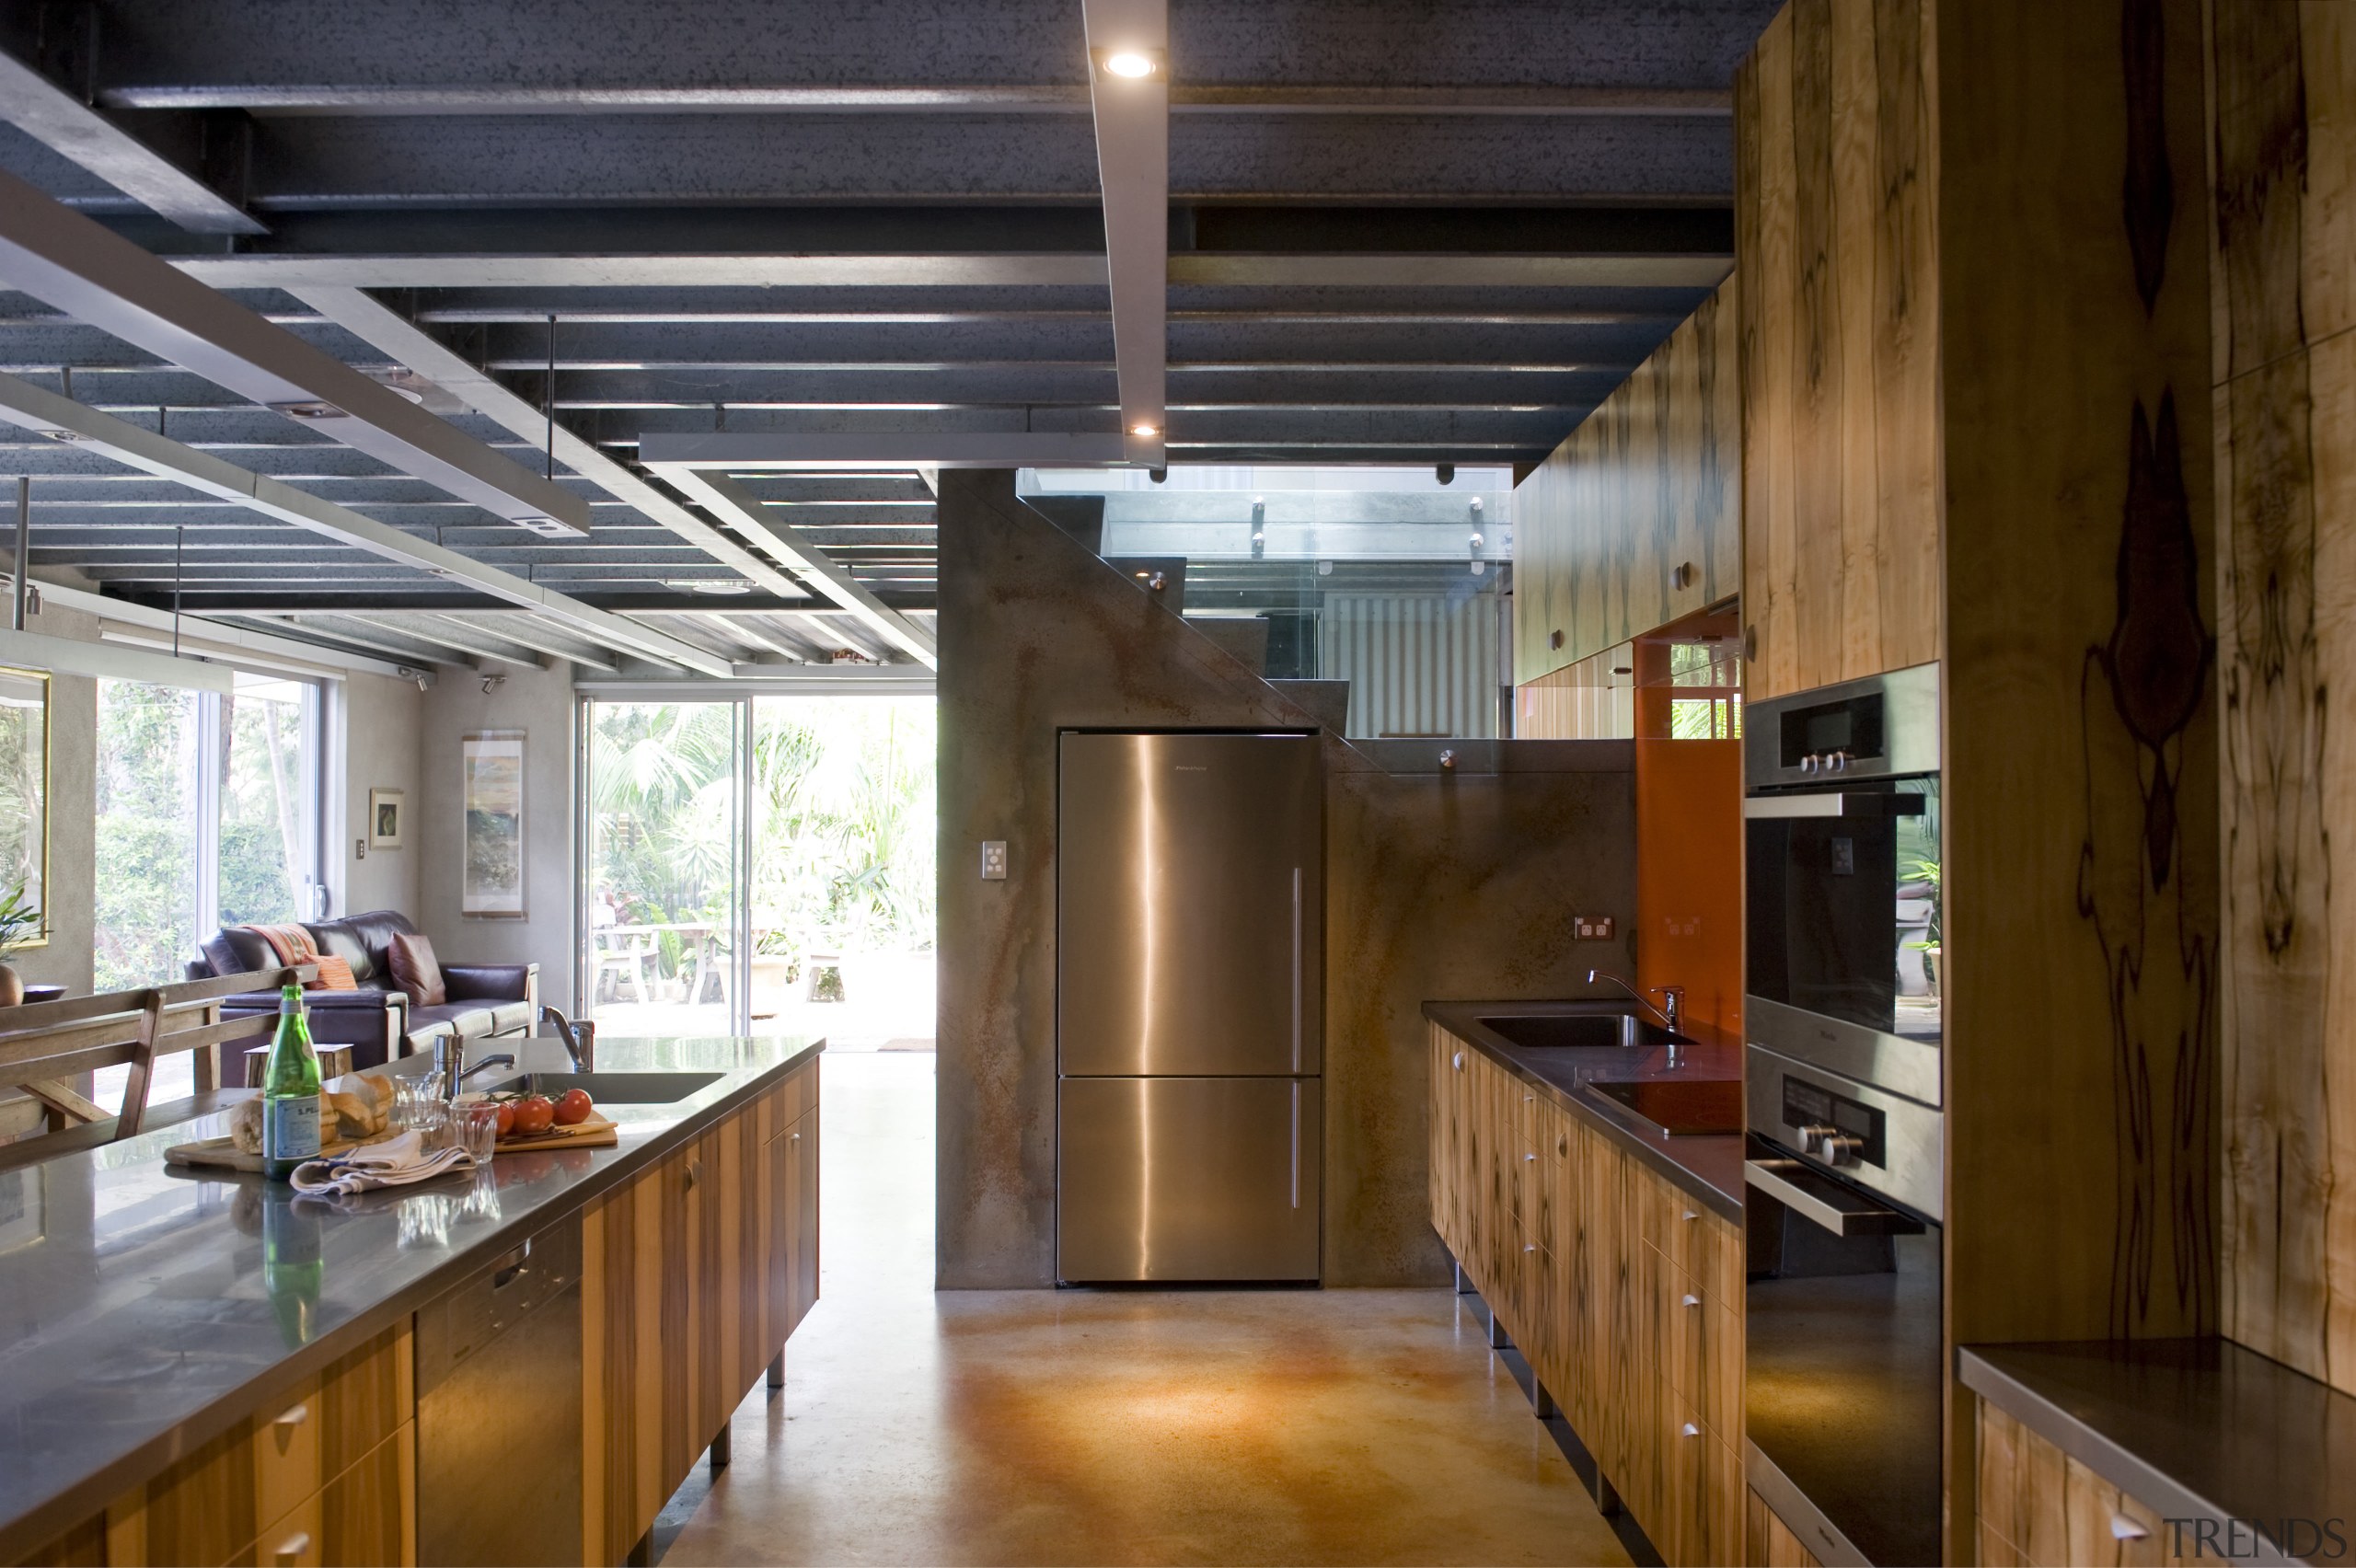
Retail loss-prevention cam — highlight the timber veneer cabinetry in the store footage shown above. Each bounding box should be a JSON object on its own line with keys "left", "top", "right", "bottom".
{"left": 1427, "top": 1023, "right": 1740, "bottom": 1566}
{"left": 16, "top": 1050, "right": 820, "bottom": 1568}
{"left": 582, "top": 1061, "right": 819, "bottom": 1564}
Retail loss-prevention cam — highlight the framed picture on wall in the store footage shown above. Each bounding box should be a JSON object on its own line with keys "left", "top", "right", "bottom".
{"left": 460, "top": 731, "right": 526, "bottom": 917}
{"left": 368, "top": 788, "right": 406, "bottom": 849}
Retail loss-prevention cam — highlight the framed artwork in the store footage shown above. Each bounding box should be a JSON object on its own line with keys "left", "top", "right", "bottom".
{"left": 0, "top": 666, "right": 49, "bottom": 947}
{"left": 368, "top": 787, "right": 407, "bottom": 849}
{"left": 460, "top": 731, "right": 526, "bottom": 917}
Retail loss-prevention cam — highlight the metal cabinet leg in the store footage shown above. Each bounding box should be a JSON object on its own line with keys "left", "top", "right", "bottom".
{"left": 1454, "top": 1261, "right": 1475, "bottom": 1295}
{"left": 768, "top": 1350, "right": 786, "bottom": 1389}
{"left": 1487, "top": 1307, "right": 1511, "bottom": 1350}
{"left": 1533, "top": 1380, "right": 1557, "bottom": 1419}
{"left": 710, "top": 1422, "right": 733, "bottom": 1472}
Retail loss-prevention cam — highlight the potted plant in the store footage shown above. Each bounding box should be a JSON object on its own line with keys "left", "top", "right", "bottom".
{"left": 0, "top": 884, "right": 43, "bottom": 1005}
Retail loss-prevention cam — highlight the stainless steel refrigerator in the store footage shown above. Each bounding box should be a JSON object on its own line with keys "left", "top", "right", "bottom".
{"left": 1056, "top": 731, "right": 1323, "bottom": 1283}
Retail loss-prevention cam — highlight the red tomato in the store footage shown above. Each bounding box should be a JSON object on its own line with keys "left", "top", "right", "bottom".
{"left": 554, "top": 1088, "right": 595, "bottom": 1126}
{"left": 494, "top": 1101, "right": 516, "bottom": 1137}
{"left": 512, "top": 1095, "right": 557, "bottom": 1137}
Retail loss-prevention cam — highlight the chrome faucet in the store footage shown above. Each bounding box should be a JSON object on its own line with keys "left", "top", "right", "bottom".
{"left": 538, "top": 1005, "right": 595, "bottom": 1072}
{"left": 433, "top": 1037, "right": 516, "bottom": 1101}
{"left": 1586, "top": 969, "right": 1686, "bottom": 1058}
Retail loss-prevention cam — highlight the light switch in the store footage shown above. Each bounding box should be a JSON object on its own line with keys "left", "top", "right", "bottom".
{"left": 980, "top": 841, "right": 1008, "bottom": 881}
{"left": 355, "top": 838, "right": 367, "bottom": 860}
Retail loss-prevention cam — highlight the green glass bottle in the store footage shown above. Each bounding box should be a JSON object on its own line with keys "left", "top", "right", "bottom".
{"left": 260, "top": 981, "right": 322, "bottom": 1181}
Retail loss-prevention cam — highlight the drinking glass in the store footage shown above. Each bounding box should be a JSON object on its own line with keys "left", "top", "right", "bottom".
{"left": 456, "top": 1103, "right": 501, "bottom": 1165}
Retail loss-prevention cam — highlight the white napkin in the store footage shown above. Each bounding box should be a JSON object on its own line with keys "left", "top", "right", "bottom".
{"left": 290, "top": 1130, "right": 476, "bottom": 1197}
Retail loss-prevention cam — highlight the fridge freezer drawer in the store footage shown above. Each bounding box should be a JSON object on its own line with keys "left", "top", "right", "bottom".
{"left": 1057, "top": 1076, "right": 1322, "bottom": 1283}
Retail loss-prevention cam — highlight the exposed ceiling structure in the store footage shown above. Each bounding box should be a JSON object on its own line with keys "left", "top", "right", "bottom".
{"left": 0, "top": 0, "right": 1769, "bottom": 675}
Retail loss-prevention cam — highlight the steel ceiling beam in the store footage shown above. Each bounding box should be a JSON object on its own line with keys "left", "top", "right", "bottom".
{"left": 650, "top": 466, "right": 937, "bottom": 669}
{"left": 283, "top": 284, "right": 819, "bottom": 611}
{"left": 436, "top": 613, "right": 620, "bottom": 673}
{"left": 1080, "top": 0, "right": 1168, "bottom": 466}
{"left": 109, "top": 84, "right": 1731, "bottom": 116}
{"left": 338, "top": 613, "right": 545, "bottom": 670}
{"left": 0, "top": 170, "right": 590, "bottom": 535}
{"left": 639, "top": 432, "right": 1127, "bottom": 471}
{"left": 0, "top": 50, "right": 263, "bottom": 235}
{"left": 169, "top": 252, "right": 1726, "bottom": 292}
{"left": 0, "top": 371, "right": 727, "bottom": 674}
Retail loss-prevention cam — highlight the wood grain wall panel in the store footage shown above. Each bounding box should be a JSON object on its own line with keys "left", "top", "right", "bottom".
{"left": 2214, "top": 0, "right": 2356, "bottom": 1397}
{"left": 1510, "top": 282, "right": 1739, "bottom": 688}
{"left": 1738, "top": 0, "right": 1943, "bottom": 699}
{"left": 1745, "top": 1486, "right": 1825, "bottom": 1567}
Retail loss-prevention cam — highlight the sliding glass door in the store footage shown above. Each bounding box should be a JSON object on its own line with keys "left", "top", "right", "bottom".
{"left": 578, "top": 697, "right": 749, "bottom": 1035}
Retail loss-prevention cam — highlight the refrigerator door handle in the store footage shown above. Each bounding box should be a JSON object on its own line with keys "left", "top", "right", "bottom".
{"left": 1290, "top": 1080, "right": 1301, "bottom": 1208}
{"left": 1291, "top": 866, "right": 1303, "bottom": 1073}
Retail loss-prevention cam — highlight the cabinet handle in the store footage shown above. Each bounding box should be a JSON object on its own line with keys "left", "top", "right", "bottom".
{"left": 272, "top": 1401, "right": 309, "bottom": 1428}
{"left": 790, "top": 1132, "right": 801, "bottom": 1143}
{"left": 1524, "top": 1243, "right": 1537, "bottom": 1253}
{"left": 2110, "top": 1516, "right": 2150, "bottom": 1542}
{"left": 1682, "top": 1293, "right": 1702, "bottom": 1309}
{"left": 1681, "top": 1423, "right": 1701, "bottom": 1438}
{"left": 1524, "top": 1152, "right": 1537, "bottom": 1163}
{"left": 686, "top": 1159, "right": 704, "bottom": 1190}
{"left": 273, "top": 1531, "right": 311, "bottom": 1565}
{"left": 1452, "top": 1051, "right": 1463, "bottom": 1070}
{"left": 1682, "top": 1209, "right": 1698, "bottom": 1223}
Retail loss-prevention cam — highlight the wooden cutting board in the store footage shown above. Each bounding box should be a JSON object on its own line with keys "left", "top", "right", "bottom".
{"left": 166, "top": 1130, "right": 386, "bottom": 1173}
{"left": 495, "top": 1113, "right": 618, "bottom": 1154}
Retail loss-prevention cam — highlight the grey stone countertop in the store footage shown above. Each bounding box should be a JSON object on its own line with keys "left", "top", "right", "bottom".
{"left": 0, "top": 1032, "right": 823, "bottom": 1562}
{"left": 1422, "top": 999, "right": 1744, "bottom": 1221}
{"left": 1960, "top": 1338, "right": 2356, "bottom": 1567}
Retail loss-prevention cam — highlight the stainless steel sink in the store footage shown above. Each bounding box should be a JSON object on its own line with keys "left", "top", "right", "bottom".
{"left": 1475, "top": 1012, "right": 1680, "bottom": 1050}
{"left": 484, "top": 1070, "right": 722, "bottom": 1103}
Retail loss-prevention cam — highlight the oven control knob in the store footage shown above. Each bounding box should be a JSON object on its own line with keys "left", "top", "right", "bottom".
{"left": 1797, "top": 1123, "right": 1838, "bottom": 1154}
{"left": 1829, "top": 750, "right": 1850, "bottom": 773}
{"left": 1799, "top": 753, "right": 1819, "bottom": 776}
{"left": 1820, "top": 1134, "right": 1864, "bottom": 1167}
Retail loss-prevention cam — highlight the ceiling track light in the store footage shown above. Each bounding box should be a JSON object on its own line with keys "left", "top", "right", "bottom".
{"left": 1129, "top": 421, "right": 1161, "bottom": 439}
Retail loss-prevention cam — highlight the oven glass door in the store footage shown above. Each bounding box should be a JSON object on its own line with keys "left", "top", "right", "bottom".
{"left": 1745, "top": 1146, "right": 1944, "bottom": 1567}
{"left": 1745, "top": 778, "right": 1940, "bottom": 1045}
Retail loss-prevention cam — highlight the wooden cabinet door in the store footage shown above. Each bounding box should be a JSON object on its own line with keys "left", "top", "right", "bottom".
{"left": 788, "top": 1108, "right": 820, "bottom": 1335}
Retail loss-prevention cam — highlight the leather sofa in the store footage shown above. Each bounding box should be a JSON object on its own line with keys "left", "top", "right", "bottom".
{"left": 189, "top": 909, "right": 537, "bottom": 1070}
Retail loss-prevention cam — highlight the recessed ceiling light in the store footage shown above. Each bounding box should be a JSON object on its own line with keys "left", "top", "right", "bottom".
{"left": 1129, "top": 421, "right": 1161, "bottom": 438}
{"left": 1103, "top": 50, "right": 1158, "bottom": 78}
{"left": 666, "top": 578, "right": 755, "bottom": 596}
{"left": 268, "top": 400, "right": 346, "bottom": 421}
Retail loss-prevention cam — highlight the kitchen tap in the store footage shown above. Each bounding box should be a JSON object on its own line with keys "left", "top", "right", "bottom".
{"left": 1586, "top": 969, "right": 1686, "bottom": 1061}
{"left": 538, "top": 1005, "right": 596, "bottom": 1072}
{"left": 433, "top": 1038, "right": 516, "bottom": 1101}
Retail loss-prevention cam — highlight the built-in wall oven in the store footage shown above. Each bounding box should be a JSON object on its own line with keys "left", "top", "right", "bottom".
{"left": 1742, "top": 663, "right": 1944, "bottom": 1568}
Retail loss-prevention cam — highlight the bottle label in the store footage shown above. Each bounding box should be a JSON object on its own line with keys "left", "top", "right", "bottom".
{"left": 265, "top": 1095, "right": 321, "bottom": 1163}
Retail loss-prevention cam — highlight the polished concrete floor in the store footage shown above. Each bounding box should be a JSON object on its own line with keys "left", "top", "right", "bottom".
{"left": 664, "top": 1054, "right": 1630, "bottom": 1566}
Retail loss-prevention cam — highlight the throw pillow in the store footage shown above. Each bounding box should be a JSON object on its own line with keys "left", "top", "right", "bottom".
{"left": 312, "top": 953, "right": 360, "bottom": 990}
{"left": 387, "top": 930, "right": 447, "bottom": 1008}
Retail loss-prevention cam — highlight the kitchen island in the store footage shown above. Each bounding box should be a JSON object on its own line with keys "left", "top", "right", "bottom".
{"left": 0, "top": 1033, "right": 822, "bottom": 1567}
{"left": 1425, "top": 1000, "right": 1744, "bottom": 1568}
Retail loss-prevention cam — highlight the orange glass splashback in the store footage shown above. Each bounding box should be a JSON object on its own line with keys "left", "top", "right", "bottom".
{"left": 1633, "top": 610, "right": 1743, "bottom": 1040}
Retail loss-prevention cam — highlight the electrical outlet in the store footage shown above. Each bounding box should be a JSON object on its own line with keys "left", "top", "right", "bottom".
{"left": 1574, "top": 915, "right": 1614, "bottom": 940}
{"left": 980, "top": 840, "right": 1008, "bottom": 881}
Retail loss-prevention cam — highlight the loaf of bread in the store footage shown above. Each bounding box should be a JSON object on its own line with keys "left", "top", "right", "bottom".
{"left": 229, "top": 1072, "right": 393, "bottom": 1153}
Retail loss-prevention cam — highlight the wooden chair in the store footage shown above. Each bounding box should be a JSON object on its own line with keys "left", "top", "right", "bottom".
{"left": 0, "top": 965, "right": 314, "bottom": 1169}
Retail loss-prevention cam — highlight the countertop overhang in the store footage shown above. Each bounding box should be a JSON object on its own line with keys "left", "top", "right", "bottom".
{"left": 0, "top": 1033, "right": 823, "bottom": 1562}
{"left": 1960, "top": 1337, "right": 2356, "bottom": 1568}
{"left": 1422, "top": 999, "right": 1745, "bottom": 1220}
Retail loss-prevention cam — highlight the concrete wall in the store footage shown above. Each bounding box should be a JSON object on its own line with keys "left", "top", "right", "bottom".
{"left": 337, "top": 672, "right": 425, "bottom": 920}
{"left": 936, "top": 470, "right": 1638, "bottom": 1288}
{"left": 416, "top": 660, "right": 578, "bottom": 1011}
